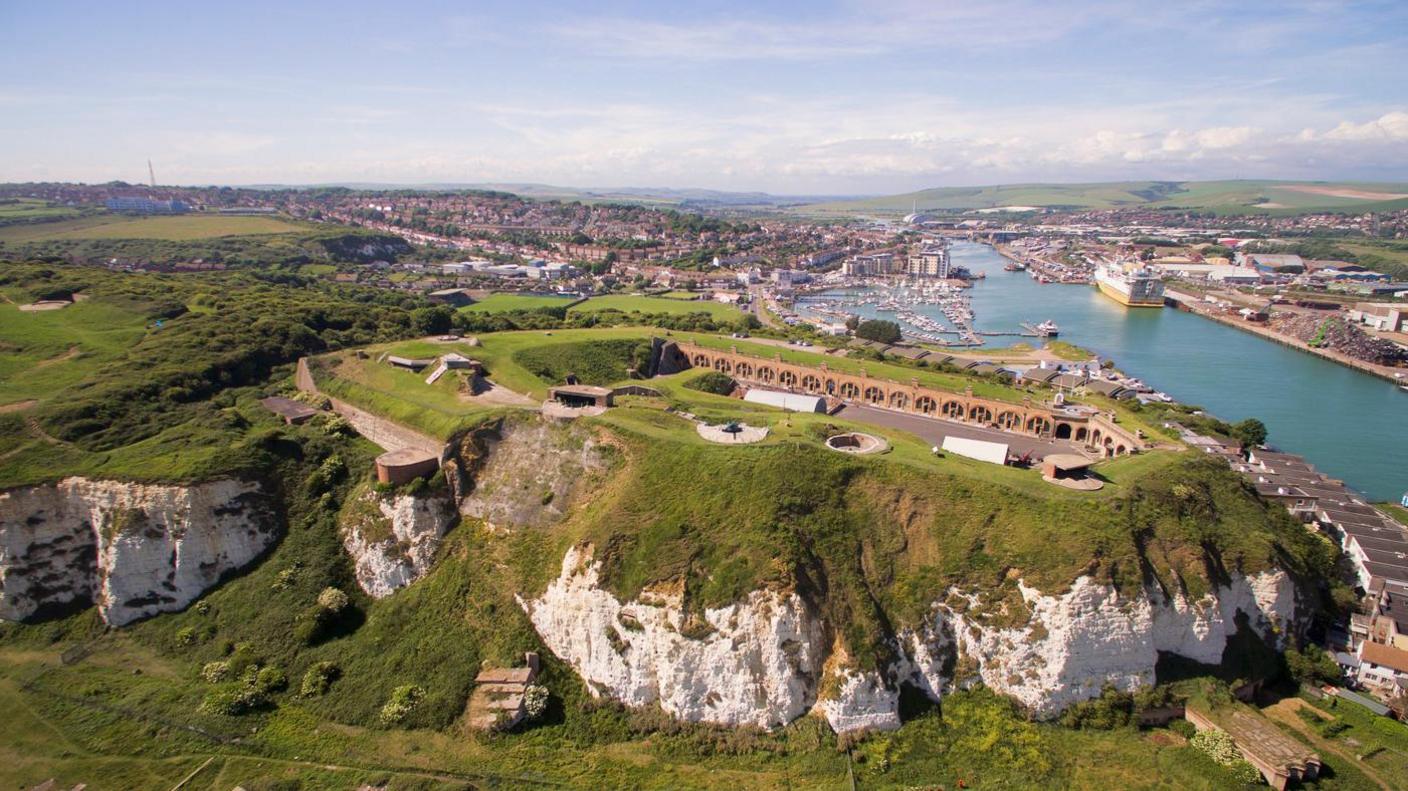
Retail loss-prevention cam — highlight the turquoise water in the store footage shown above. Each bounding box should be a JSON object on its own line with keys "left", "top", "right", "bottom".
{"left": 815, "top": 242, "right": 1407, "bottom": 500}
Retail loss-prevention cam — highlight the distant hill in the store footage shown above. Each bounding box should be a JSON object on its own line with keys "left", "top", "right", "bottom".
{"left": 244, "top": 182, "right": 859, "bottom": 209}
{"left": 797, "top": 180, "right": 1408, "bottom": 217}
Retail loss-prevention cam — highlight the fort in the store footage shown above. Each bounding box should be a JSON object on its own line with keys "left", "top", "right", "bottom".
{"left": 670, "top": 341, "right": 1144, "bottom": 457}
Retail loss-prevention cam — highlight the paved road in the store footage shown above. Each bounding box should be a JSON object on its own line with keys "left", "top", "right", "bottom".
{"left": 834, "top": 403, "right": 1084, "bottom": 461}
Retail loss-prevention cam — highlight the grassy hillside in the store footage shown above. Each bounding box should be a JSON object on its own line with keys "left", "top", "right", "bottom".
{"left": 0, "top": 281, "right": 1364, "bottom": 789}
{"left": 799, "top": 179, "right": 1408, "bottom": 216}
{"left": 0, "top": 263, "right": 429, "bottom": 485}
{"left": 569, "top": 294, "right": 745, "bottom": 320}
{"left": 459, "top": 293, "right": 582, "bottom": 313}
{"left": 0, "top": 213, "right": 307, "bottom": 242}
{"left": 0, "top": 215, "right": 412, "bottom": 267}
{"left": 0, "top": 403, "right": 1345, "bottom": 789}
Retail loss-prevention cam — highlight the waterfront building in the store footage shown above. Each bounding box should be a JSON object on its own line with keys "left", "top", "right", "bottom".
{"left": 906, "top": 245, "right": 951, "bottom": 278}
{"left": 105, "top": 195, "right": 189, "bottom": 214}
{"left": 1348, "top": 303, "right": 1408, "bottom": 333}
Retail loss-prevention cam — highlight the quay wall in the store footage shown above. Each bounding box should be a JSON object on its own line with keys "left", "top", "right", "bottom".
{"left": 1163, "top": 291, "right": 1402, "bottom": 384}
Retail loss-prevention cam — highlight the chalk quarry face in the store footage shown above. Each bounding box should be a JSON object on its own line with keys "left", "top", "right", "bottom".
{"left": 521, "top": 544, "right": 1301, "bottom": 733}
{"left": 0, "top": 477, "right": 278, "bottom": 626}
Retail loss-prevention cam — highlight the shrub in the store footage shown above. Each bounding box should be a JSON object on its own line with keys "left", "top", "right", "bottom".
{"left": 254, "top": 666, "right": 289, "bottom": 694}
{"left": 1228, "top": 759, "right": 1262, "bottom": 784}
{"left": 271, "top": 566, "right": 299, "bottom": 592}
{"left": 175, "top": 626, "right": 198, "bottom": 646}
{"left": 379, "top": 684, "right": 426, "bottom": 726}
{"left": 684, "top": 371, "right": 736, "bottom": 396}
{"left": 1169, "top": 719, "right": 1196, "bottom": 739}
{"left": 198, "top": 686, "right": 269, "bottom": 716}
{"left": 523, "top": 684, "right": 549, "bottom": 720}
{"left": 300, "top": 661, "right": 340, "bottom": 697}
{"left": 317, "top": 587, "right": 350, "bottom": 613}
{"left": 201, "top": 661, "right": 232, "bottom": 683}
{"left": 1190, "top": 728, "right": 1242, "bottom": 767}
{"left": 854, "top": 319, "right": 902, "bottom": 344}
{"left": 1059, "top": 685, "right": 1133, "bottom": 730}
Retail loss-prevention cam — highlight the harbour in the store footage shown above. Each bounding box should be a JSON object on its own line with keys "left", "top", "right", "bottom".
{"left": 799, "top": 241, "right": 1407, "bottom": 500}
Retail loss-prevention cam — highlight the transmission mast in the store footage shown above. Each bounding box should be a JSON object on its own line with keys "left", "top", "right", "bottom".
{"left": 148, "top": 159, "right": 156, "bottom": 188}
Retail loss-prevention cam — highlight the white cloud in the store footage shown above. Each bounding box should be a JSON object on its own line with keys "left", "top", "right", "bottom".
{"left": 1319, "top": 111, "right": 1408, "bottom": 141}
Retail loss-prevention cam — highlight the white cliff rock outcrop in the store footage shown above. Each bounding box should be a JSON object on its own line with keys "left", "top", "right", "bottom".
{"left": 816, "top": 669, "right": 901, "bottom": 733}
{"left": 0, "top": 477, "right": 277, "bottom": 626}
{"left": 341, "top": 490, "right": 456, "bottom": 598}
{"left": 900, "top": 571, "right": 1298, "bottom": 718}
{"left": 522, "top": 546, "right": 826, "bottom": 729}
{"left": 526, "top": 545, "right": 1302, "bottom": 733}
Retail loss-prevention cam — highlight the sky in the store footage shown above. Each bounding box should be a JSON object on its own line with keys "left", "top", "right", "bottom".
{"left": 2, "top": 0, "right": 1407, "bottom": 194}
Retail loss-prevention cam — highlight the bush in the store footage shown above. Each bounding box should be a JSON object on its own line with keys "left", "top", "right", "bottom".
{"left": 317, "top": 587, "right": 351, "bottom": 613}
{"left": 198, "top": 686, "right": 269, "bottom": 716}
{"left": 1190, "top": 728, "right": 1242, "bottom": 766}
{"left": 684, "top": 371, "right": 736, "bottom": 396}
{"left": 254, "top": 665, "right": 289, "bottom": 694}
{"left": 201, "top": 661, "right": 232, "bottom": 683}
{"left": 1228, "top": 758, "right": 1262, "bottom": 784}
{"left": 1059, "top": 685, "right": 1134, "bottom": 729}
{"left": 379, "top": 684, "right": 426, "bottom": 726}
{"left": 523, "top": 684, "right": 549, "bottom": 720}
{"left": 854, "top": 319, "right": 902, "bottom": 344}
{"left": 300, "top": 661, "right": 340, "bottom": 697}
{"left": 1169, "top": 719, "right": 1196, "bottom": 739}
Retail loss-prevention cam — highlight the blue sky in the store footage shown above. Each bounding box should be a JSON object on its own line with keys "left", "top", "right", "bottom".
{"left": 2, "top": 0, "right": 1406, "bottom": 193}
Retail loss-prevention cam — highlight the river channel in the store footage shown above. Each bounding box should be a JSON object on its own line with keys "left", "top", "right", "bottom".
{"left": 802, "top": 241, "right": 1406, "bottom": 501}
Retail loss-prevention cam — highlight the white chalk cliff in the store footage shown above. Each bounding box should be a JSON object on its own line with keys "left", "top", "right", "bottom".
{"left": 521, "top": 545, "right": 826, "bottom": 730}
{"left": 0, "top": 477, "right": 277, "bottom": 626}
{"left": 524, "top": 545, "right": 1300, "bottom": 732}
{"left": 341, "top": 490, "right": 456, "bottom": 598}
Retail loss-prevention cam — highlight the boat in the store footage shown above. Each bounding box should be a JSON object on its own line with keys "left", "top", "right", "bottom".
{"left": 1036, "top": 319, "right": 1059, "bottom": 337}
{"left": 1003, "top": 261, "right": 1027, "bottom": 272}
{"left": 1094, "top": 262, "right": 1165, "bottom": 307}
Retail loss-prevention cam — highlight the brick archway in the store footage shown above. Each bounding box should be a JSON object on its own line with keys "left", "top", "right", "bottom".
{"left": 671, "top": 341, "right": 1141, "bottom": 451}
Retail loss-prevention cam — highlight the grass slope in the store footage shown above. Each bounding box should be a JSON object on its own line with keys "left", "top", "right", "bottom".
{"left": 570, "top": 294, "right": 744, "bottom": 320}
{"left": 459, "top": 293, "right": 581, "bottom": 313}
{"left": 0, "top": 214, "right": 307, "bottom": 243}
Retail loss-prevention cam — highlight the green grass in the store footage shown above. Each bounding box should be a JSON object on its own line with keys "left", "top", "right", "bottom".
{"left": 318, "top": 326, "right": 1165, "bottom": 447}
{"left": 0, "top": 198, "right": 83, "bottom": 222}
{"left": 570, "top": 294, "right": 743, "bottom": 319}
{"left": 1297, "top": 693, "right": 1408, "bottom": 782}
{"left": 1380, "top": 503, "right": 1408, "bottom": 527}
{"left": 0, "top": 214, "right": 307, "bottom": 243}
{"left": 458, "top": 293, "right": 582, "bottom": 313}
{"left": 0, "top": 296, "right": 149, "bottom": 407}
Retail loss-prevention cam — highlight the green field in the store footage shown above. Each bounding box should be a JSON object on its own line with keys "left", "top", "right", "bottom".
{"left": 799, "top": 179, "right": 1408, "bottom": 217}
{"left": 0, "top": 296, "right": 148, "bottom": 408}
{"left": 569, "top": 294, "right": 743, "bottom": 319}
{"left": 458, "top": 293, "right": 581, "bottom": 313}
{"left": 0, "top": 213, "right": 307, "bottom": 242}
{"left": 0, "top": 198, "right": 83, "bottom": 223}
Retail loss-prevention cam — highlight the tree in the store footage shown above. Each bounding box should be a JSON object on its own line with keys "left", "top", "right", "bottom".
{"left": 1230, "top": 418, "right": 1268, "bottom": 449}
{"left": 855, "top": 319, "right": 902, "bottom": 344}
{"left": 411, "top": 305, "right": 454, "bottom": 335}
{"left": 844, "top": 314, "right": 860, "bottom": 331}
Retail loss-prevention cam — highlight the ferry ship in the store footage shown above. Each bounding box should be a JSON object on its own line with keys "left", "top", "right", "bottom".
{"left": 1094, "top": 263, "right": 1165, "bottom": 307}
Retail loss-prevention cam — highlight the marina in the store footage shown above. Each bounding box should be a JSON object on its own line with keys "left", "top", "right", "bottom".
{"left": 800, "top": 241, "right": 1406, "bottom": 500}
